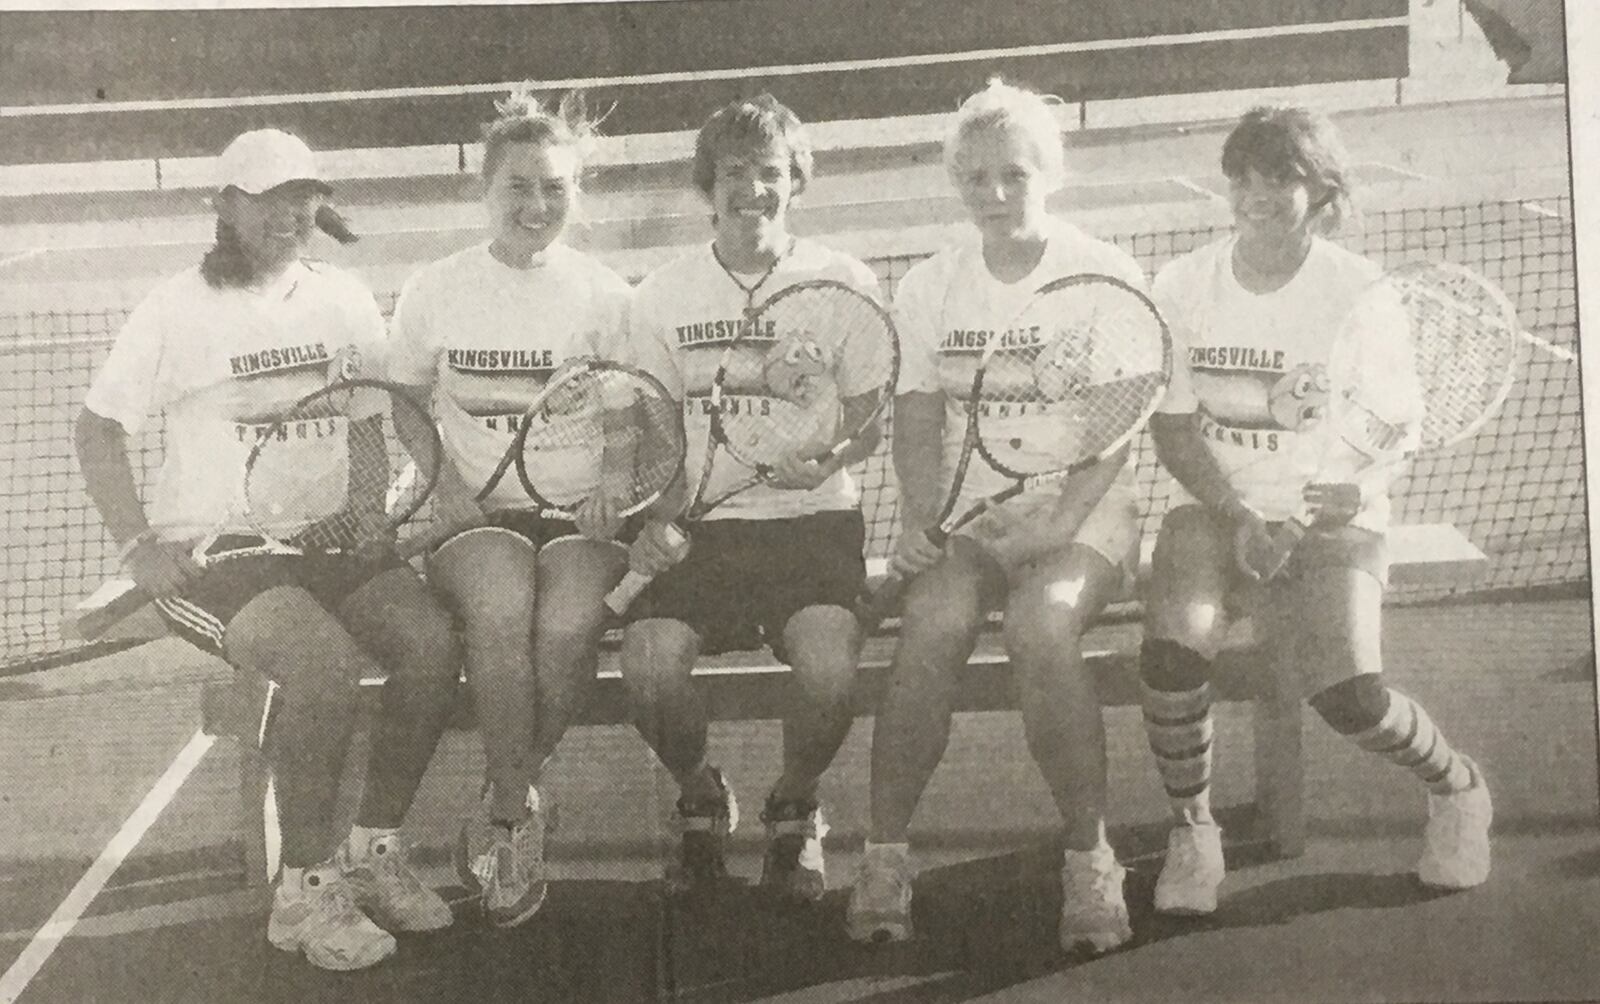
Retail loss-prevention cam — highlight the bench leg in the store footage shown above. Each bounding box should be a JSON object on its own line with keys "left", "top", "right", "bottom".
{"left": 238, "top": 743, "right": 276, "bottom": 886}
{"left": 230, "top": 670, "right": 281, "bottom": 887}
{"left": 1252, "top": 684, "right": 1306, "bottom": 858}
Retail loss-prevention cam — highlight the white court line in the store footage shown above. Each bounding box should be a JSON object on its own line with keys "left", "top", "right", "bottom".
{"left": 1521, "top": 328, "right": 1577, "bottom": 362}
{"left": 1169, "top": 175, "right": 1227, "bottom": 203}
{"left": 0, "top": 174, "right": 1222, "bottom": 259}
{"left": 0, "top": 729, "right": 215, "bottom": 1004}
{"left": 2, "top": 18, "right": 1404, "bottom": 118}
{"left": 1356, "top": 159, "right": 1433, "bottom": 181}
{"left": 0, "top": 248, "right": 45, "bottom": 270}
{"left": 1519, "top": 200, "right": 1566, "bottom": 220}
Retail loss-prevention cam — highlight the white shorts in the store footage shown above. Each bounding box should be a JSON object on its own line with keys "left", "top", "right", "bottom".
{"left": 955, "top": 482, "right": 1139, "bottom": 583}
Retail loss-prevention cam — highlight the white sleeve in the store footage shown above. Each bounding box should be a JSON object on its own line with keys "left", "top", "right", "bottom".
{"left": 1151, "top": 262, "right": 1199, "bottom": 415}
{"left": 384, "top": 270, "right": 439, "bottom": 387}
{"left": 892, "top": 263, "right": 942, "bottom": 396}
{"left": 82, "top": 285, "right": 178, "bottom": 434}
{"left": 620, "top": 283, "right": 684, "bottom": 400}
{"left": 1103, "top": 245, "right": 1150, "bottom": 293}
{"left": 844, "top": 257, "right": 885, "bottom": 304}
{"left": 582, "top": 268, "right": 636, "bottom": 361}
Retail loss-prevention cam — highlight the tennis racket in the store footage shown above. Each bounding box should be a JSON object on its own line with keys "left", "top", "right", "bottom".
{"left": 1255, "top": 261, "right": 1519, "bottom": 579}
{"left": 70, "top": 378, "right": 441, "bottom": 639}
{"left": 402, "top": 359, "right": 686, "bottom": 555}
{"left": 860, "top": 272, "right": 1171, "bottom": 624}
{"left": 603, "top": 278, "right": 899, "bottom": 614}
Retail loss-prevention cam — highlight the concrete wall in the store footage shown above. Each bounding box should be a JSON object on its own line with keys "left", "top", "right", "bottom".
{"left": 1, "top": 0, "right": 1408, "bottom": 163}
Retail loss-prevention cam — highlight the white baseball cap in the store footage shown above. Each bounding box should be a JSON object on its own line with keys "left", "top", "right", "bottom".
{"left": 215, "top": 128, "right": 332, "bottom": 195}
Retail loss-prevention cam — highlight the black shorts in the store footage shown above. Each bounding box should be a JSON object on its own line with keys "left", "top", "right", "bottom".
{"left": 1223, "top": 520, "right": 1390, "bottom": 621}
{"left": 1272, "top": 523, "right": 1390, "bottom": 588}
{"left": 153, "top": 535, "right": 409, "bottom": 656}
{"left": 433, "top": 509, "right": 640, "bottom": 555}
{"left": 625, "top": 510, "right": 866, "bottom": 660}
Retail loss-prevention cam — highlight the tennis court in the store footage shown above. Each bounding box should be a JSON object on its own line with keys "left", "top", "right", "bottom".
{"left": 0, "top": 76, "right": 1593, "bottom": 1003}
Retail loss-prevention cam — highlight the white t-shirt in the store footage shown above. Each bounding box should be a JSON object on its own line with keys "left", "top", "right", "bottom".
{"left": 386, "top": 243, "right": 633, "bottom": 511}
{"left": 84, "top": 261, "right": 386, "bottom": 541}
{"left": 1154, "top": 235, "right": 1414, "bottom": 532}
{"left": 894, "top": 219, "right": 1144, "bottom": 514}
{"left": 624, "top": 239, "right": 882, "bottom": 520}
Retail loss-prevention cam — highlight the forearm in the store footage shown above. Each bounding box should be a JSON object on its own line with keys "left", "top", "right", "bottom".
{"left": 74, "top": 409, "right": 152, "bottom": 544}
{"left": 984, "top": 446, "right": 1127, "bottom": 569}
{"left": 1149, "top": 412, "right": 1258, "bottom": 522}
{"left": 890, "top": 392, "right": 946, "bottom": 532}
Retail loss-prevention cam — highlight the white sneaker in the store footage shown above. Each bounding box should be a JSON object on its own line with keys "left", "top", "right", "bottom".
{"left": 1418, "top": 756, "right": 1493, "bottom": 889}
{"left": 760, "top": 798, "right": 830, "bottom": 903}
{"left": 1154, "top": 822, "right": 1225, "bottom": 915}
{"left": 268, "top": 863, "right": 396, "bottom": 971}
{"left": 846, "top": 844, "right": 914, "bottom": 944}
{"left": 339, "top": 833, "right": 453, "bottom": 932}
{"left": 1059, "top": 845, "right": 1132, "bottom": 954}
{"left": 461, "top": 784, "right": 549, "bottom": 928}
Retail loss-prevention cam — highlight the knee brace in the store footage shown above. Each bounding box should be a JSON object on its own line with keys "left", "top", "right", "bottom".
{"left": 1308, "top": 674, "right": 1390, "bottom": 735}
{"left": 1140, "top": 637, "right": 1212, "bottom": 692}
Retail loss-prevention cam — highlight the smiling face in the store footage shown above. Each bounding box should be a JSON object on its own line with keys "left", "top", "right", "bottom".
{"left": 950, "top": 123, "right": 1054, "bottom": 245}
{"left": 1230, "top": 168, "right": 1316, "bottom": 244}
{"left": 216, "top": 180, "right": 326, "bottom": 277}
{"left": 485, "top": 139, "right": 579, "bottom": 265}
{"left": 708, "top": 141, "right": 796, "bottom": 252}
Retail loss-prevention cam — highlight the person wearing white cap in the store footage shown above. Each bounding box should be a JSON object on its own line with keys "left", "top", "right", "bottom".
{"left": 75, "top": 127, "right": 460, "bottom": 971}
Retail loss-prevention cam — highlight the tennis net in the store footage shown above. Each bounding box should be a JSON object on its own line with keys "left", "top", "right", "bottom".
{"left": 0, "top": 195, "right": 1585, "bottom": 670}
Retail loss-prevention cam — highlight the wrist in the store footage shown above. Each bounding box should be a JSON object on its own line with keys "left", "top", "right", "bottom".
{"left": 1220, "top": 498, "right": 1263, "bottom": 526}
{"left": 115, "top": 528, "right": 159, "bottom": 566}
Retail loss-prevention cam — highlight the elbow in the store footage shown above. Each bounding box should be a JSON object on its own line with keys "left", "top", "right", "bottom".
{"left": 1147, "top": 412, "right": 1192, "bottom": 468}
{"left": 74, "top": 409, "right": 124, "bottom": 465}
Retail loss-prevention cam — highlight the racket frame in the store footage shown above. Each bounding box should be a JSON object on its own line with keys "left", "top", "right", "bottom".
{"left": 70, "top": 378, "right": 440, "bottom": 639}
{"left": 603, "top": 278, "right": 899, "bottom": 614}
{"left": 861, "top": 272, "right": 1171, "bottom": 622}
{"left": 929, "top": 272, "right": 1171, "bottom": 544}
{"left": 1259, "top": 261, "right": 1520, "bottom": 579}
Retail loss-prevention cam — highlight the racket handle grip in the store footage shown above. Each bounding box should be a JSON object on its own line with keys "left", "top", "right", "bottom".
{"left": 68, "top": 581, "right": 156, "bottom": 641}
{"left": 854, "top": 573, "right": 906, "bottom": 632}
{"left": 604, "top": 523, "right": 687, "bottom": 615}
{"left": 1257, "top": 519, "right": 1308, "bottom": 582}
{"left": 605, "top": 570, "right": 655, "bottom": 615}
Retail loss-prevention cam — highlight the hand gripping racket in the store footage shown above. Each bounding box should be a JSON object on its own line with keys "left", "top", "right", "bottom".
{"left": 71, "top": 378, "right": 441, "bottom": 639}
{"left": 603, "top": 278, "right": 899, "bottom": 614}
{"left": 1256, "top": 261, "right": 1519, "bottom": 579}
{"left": 860, "top": 273, "right": 1171, "bottom": 623}
{"left": 402, "top": 359, "right": 686, "bottom": 554}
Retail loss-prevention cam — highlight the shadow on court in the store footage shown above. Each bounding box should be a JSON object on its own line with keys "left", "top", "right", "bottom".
{"left": 12, "top": 816, "right": 1600, "bottom": 1002}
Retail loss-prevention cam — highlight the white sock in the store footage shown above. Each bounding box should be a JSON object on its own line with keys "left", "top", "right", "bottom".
{"left": 279, "top": 866, "right": 306, "bottom": 895}
{"left": 864, "top": 840, "right": 910, "bottom": 861}
{"left": 345, "top": 825, "right": 398, "bottom": 862}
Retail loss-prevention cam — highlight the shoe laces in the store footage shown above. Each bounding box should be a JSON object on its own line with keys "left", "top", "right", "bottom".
{"left": 306, "top": 872, "right": 362, "bottom": 920}
{"left": 856, "top": 852, "right": 910, "bottom": 903}
{"left": 367, "top": 839, "right": 425, "bottom": 891}
{"left": 1063, "top": 854, "right": 1121, "bottom": 903}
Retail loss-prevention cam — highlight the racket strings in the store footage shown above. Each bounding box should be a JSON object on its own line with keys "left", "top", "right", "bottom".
{"left": 1397, "top": 269, "right": 1519, "bottom": 448}
{"left": 519, "top": 367, "right": 685, "bottom": 511}
{"left": 244, "top": 384, "right": 439, "bottom": 552}
{"left": 974, "top": 284, "right": 1167, "bottom": 477}
{"left": 717, "top": 284, "right": 896, "bottom": 469}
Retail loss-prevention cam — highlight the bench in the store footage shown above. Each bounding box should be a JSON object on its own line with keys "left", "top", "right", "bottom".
{"left": 197, "top": 522, "right": 1487, "bottom": 887}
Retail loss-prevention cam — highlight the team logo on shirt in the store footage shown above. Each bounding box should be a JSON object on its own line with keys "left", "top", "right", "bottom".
{"left": 228, "top": 342, "right": 331, "bottom": 377}
{"left": 938, "top": 325, "right": 1044, "bottom": 356}
{"left": 443, "top": 347, "right": 567, "bottom": 425}
{"left": 219, "top": 342, "right": 345, "bottom": 426}
{"left": 1265, "top": 364, "right": 1330, "bottom": 431}
{"left": 762, "top": 332, "right": 834, "bottom": 407}
{"left": 675, "top": 317, "right": 777, "bottom": 348}
{"left": 1189, "top": 345, "right": 1328, "bottom": 452}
